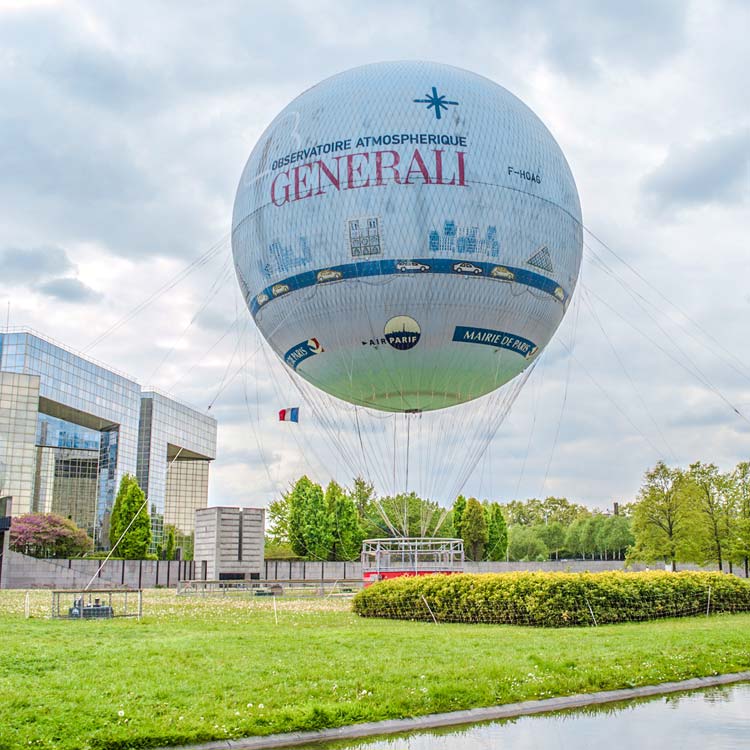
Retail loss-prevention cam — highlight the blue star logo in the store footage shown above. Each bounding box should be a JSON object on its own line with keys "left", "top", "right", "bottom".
{"left": 413, "top": 86, "right": 459, "bottom": 120}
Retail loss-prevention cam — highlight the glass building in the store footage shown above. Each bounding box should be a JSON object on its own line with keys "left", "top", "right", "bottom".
{"left": 0, "top": 330, "right": 217, "bottom": 549}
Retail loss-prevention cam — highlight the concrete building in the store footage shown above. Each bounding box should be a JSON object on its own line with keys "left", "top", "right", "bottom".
{"left": 0, "top": 329, "right": 217, "bottom": 549}
{"left": 194, "top": 507, "right": 265, "bottom": 580}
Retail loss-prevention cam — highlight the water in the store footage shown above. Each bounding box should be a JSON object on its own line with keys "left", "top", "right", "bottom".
{"left": 302, "top": 682, "right": 750, "bottom": 750}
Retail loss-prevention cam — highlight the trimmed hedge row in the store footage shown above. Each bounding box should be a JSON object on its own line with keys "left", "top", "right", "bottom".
{"left": 352, "top": 571, "right": 750, "bottom": 627}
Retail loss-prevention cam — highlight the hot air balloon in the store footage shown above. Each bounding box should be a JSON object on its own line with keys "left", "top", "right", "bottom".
{"left": 232, "top": 61, "right": 581, "bottom": 414}
{"left": 232, "top": 60, "right": 582, "bottom": 502}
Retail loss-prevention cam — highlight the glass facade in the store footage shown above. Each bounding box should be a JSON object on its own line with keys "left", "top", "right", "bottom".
{"left": 0, "top": 330, "right": 217, "bottom": 550}
{"left": 138, "top": 391, "right": 217, "bottom": 541}
{"left": 0, "top": 372, "right": 40, "bottom": 513}
{"left": 165, "top": 459, "right": 210, "bottom": 535}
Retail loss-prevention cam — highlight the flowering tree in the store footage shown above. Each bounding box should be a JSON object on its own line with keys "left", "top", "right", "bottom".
{"left": 10, "top": 513, "right": 93, "bottom": 558}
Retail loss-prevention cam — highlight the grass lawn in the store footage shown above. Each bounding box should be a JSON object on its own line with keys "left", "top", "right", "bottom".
{"left": 1, "top": 590, "right": 750, "bottom": 750}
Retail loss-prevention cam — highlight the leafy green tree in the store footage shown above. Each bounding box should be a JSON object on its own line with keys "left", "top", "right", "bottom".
{"left": 540, "top": 496, "right": 590, "bottom": 526}
{"left": 263, "top": 537, "right": 297, "bottom": 559}
{"left": 582, "top": 515, "right": 606, "bottom": 559}
{"left": 303, "top": 481, "right": 333, "bottom": 560}
{"left": 452, "top": 495, "right": 467, "bottom": 538}
{"left": 109, "top": 474, "right": 136, "bottom": 549}
{"left": 461, "top": 497, "right": 488, "bottom": 561}
{"left": 365, "top": 492, "right": 451, "bottom": 538}
{"left": 504, "top": 498, "right": 543, "bottom": 526}
{"left": 350, "top": 476, "right": 376, "bottom": 520}
{"left": 688, "top": 461, "right": 733, "bottom": 571}
{"left": 503, "top": 497, "right": 589, "bottom": 527}
{"left": 176, "top": 531, "right": 194, "bottom": 561}
{"left": 267, "top": 491, "right": 291, "bottom": 547}
{"left": 163, "top": 525, "right": 176, "bottom": 561}
{"left": 629, "top": 461, "right": 699, "bottom": 571}
{"left": 326, "top": 480, "right": 363, "bottom": 560}
{"left": 729, "top": 461, "right": 750, "bottom": 576}
{"left": 113, "top": 478, "right": 151, "bottom": 559}
{"left": 288, "top": 476, "right": 314, "bottom": 557}
{"left": 287, "top": 475, "right": 333, "bottom": 560}
{"left": 536, "top": 521, "right": 565, "bottom": 560}
{"left": 484, "top": 502, "right": 508, "bottom": 560}
{"left": 564, "top": 517, "right": 587, "bottom": 559}
{"left": 601, "top": 515, "right": 634, "bottom": 560}
{"left": 507, "top": 525, "right": 548, "bottom": 561}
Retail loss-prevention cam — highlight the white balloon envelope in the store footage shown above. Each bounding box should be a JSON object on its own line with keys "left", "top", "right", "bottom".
{"left": 232, "top": 61, "right": 582, "bottom": 413}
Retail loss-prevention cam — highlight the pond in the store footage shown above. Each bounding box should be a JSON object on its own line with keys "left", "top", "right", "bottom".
{"left": 301, "top": 682, "right": 750, "bottom": 749}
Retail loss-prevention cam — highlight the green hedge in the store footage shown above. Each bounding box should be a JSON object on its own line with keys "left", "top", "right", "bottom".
{"left": 352, "top": 571, "right": 750, "bottom": 627}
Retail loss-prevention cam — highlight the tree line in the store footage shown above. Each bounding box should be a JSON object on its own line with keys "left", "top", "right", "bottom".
{"left": 268, "top": 476, "right": 510, "bottom": 561}
{"left": 631, "top": 460, "right": 750, "bottom": 575}
{"left": 267, "top": 474, "right": 629, "bottom": 563}
{"left": 269, "top": 459, "right": 750, "bottom": 572}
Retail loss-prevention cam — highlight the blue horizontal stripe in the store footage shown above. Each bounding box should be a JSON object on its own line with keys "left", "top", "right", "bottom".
{"left": 250, "top": 258, "right": 567, "bottom": 317}
{"left": 452, "top": 326, "right": 538, "bottom": 358}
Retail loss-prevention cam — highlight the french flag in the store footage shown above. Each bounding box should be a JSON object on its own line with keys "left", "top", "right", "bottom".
{"left": 278, "top": 407, "right": 299, "bottom": 422}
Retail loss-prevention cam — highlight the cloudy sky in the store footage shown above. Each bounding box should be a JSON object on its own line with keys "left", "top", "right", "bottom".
{"left": 1, "top": 0, "right": 749, "bottom": 511}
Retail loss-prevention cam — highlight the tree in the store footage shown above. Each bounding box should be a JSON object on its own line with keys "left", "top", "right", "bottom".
{"left": 729, "top": 461, "right": 750, "bottom": 576}
{"left": 365, "top": 492, "right": 451, "bottom": 538}
{"left": 10, "top": 513, "right": 93, "bottom": 558}
{"left": 176, "top": 530, "right": 194, "bottom": 561}
{"left": 326, "top": 480, "right": 363, "bottom": 560}
{"left": 504, "top": 498, "right": 543, "bottom": 526}
{"left": 287, "top": 475, "right": 333, "bottom": 560}
{"left": 302, "top": 481, "right": 332, "bottom": 560}
{"left": 461, "top": 497, "right": 488, "bottom": 561}
{"left": 350, "top": 476, "right": 375, "bottom": 520}
{"left": 288, "top": 476, "right": 315, "bottom": 557}
{"left": 503, "top": 497, "right": 589, "bottom": 527}
{"left": 540, "top": 496, "right": 590, "bottom": 526}
{"left": 267, "top": 491, "right": 291, "bottom": 548}
{"left": 113, "top": 477, "right": 151, "bottom": 559}
{"left": 688, "top": 461, "right": 733, "bottom": 571}
{"left": 484, "top": 502, "right": 508, "bottom": 560}
{"left": 507, "top": 525, "right": 548, "bottom": 561}
{"left": 601, "top": 515, "right": 634, "bottom": 560}
{"left": 163, "top": 525, "right": 176, "bottom": 561}
{"left": 629, "top": 461, "right": 699, "bottom": 571}
{"left": 109, "top": 474, "right": 136, "bottom": 549}
{"left": 536, "top": 521, "right": 565, "bottom": 560}
{"left": 564, "top": 517, "right": 587, "bottom": 559}
{"left": 264, "top": 537, "right": 297, "bottom": 559}
{"left": 452, "top": 495, "right": 467, "bottom": 538}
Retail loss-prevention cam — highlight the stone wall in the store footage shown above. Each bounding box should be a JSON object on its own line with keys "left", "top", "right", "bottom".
{"left": 1, "top": 553, "right": 737, "bottom": 590}
{"left": 261, "top": 559, "right": 729, "bottom": 580}
{"left": 2, "top": 550, "right": 205, "bottom": 589}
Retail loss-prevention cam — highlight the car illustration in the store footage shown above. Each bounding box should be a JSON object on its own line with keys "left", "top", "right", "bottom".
{"left": 396, "top": 260, "right": 431, "bottom": 272}
{"left": 553, "top": 286, "right": 565, "bottom": 302}
{"left": 452, "top": 262, "right": 483, "bottom": 275}
{"left": 271, "top": 283, "right": 290, "bottom": 297}
{"left": 490, "top": 265, "right": 515, "bottom": 281}
{"left": 256, "top": 292, "right": 269, "bottom": 306}
{"left": 316, "top": 268, "right": 343, "bottom": 283}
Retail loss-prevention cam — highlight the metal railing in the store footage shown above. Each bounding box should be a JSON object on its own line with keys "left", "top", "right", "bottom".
{"left": 361, "top": 537, "right": 465, "bottom": 576}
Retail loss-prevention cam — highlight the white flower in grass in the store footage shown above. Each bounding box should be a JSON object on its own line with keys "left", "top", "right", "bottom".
{"left": 118, "top": 710, "right": 125, "bottom": 717}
